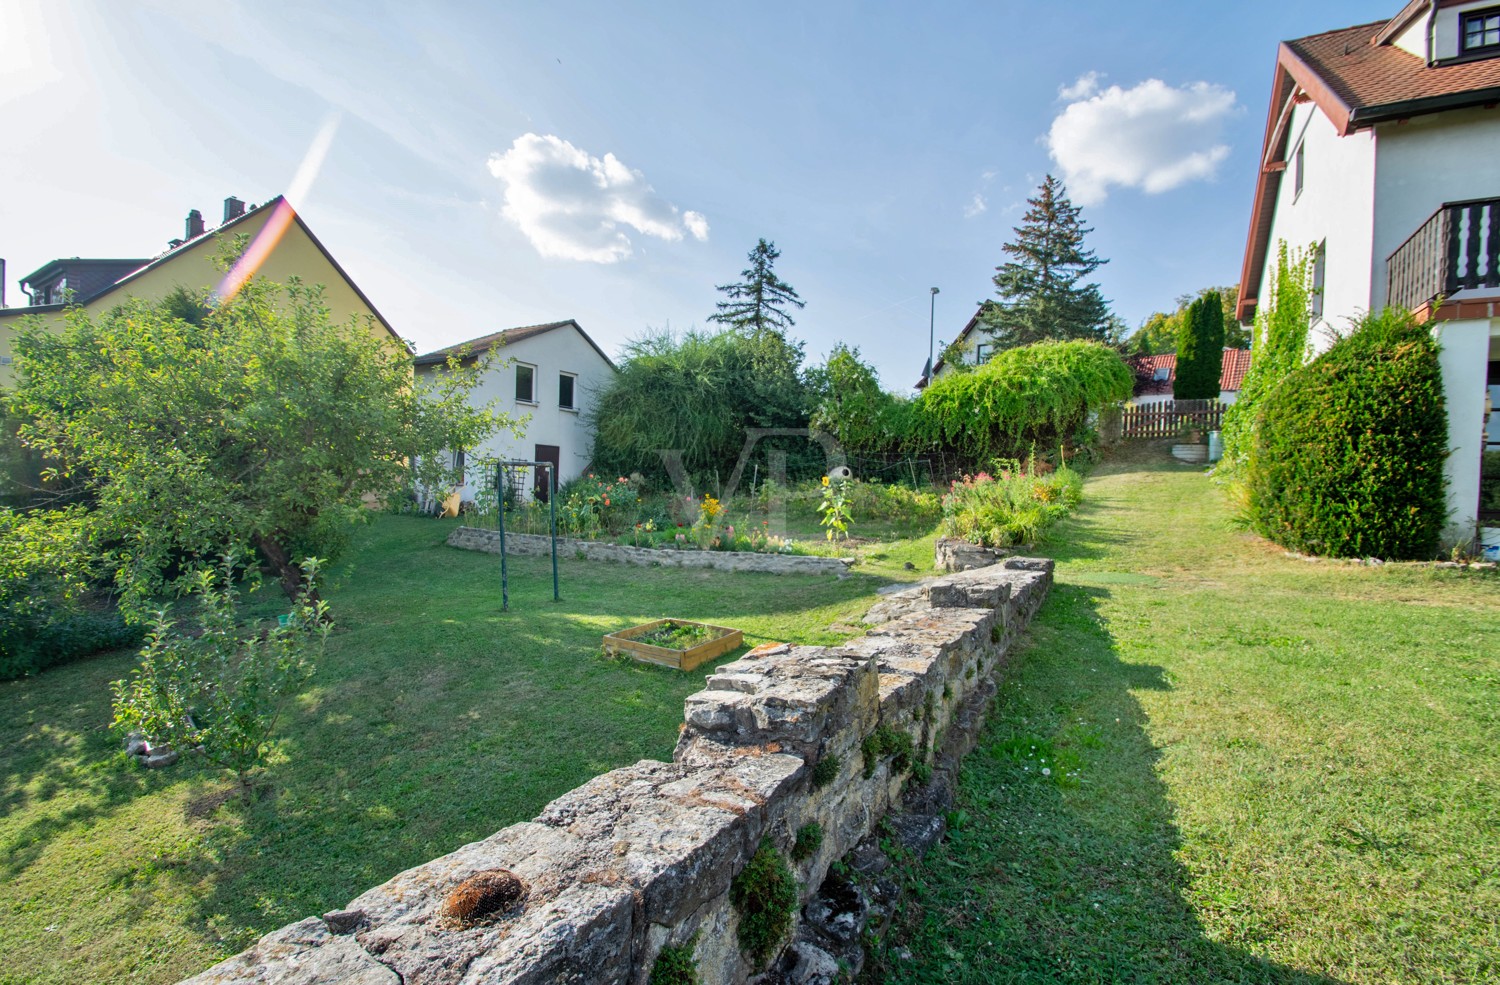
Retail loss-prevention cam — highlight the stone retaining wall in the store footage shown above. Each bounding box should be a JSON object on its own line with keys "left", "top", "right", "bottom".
{"left": 181, "top": 558, "right": 1053, "bottom": 985}
{"left": 447, "top": 526, "right": 855, "bottom": 577}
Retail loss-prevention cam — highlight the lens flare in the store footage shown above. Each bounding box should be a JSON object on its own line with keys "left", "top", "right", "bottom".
{"left": 217, "top": 112, "right": 341, "bottom": 303}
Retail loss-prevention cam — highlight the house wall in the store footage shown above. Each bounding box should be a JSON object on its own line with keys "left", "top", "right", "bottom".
{"left": 424, "top": 326, "right": 615, "bottom": 500}
{"left": 1392, "top": 12, "right": 1430, "bottom": 59}
{"left": 1433, "top": 1, "right": 1500, "bottom": 61}
{"left": 1370, "top": 106, "right": 1500, "bottom": 310}
{"left": 1256, "top": 102, "right": 1378, "bottom": 353}
{"left": 1434, "top": 317, "right": 1499, "bottom": 547}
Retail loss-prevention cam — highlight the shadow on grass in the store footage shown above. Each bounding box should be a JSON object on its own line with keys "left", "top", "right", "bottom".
{"left": 870, "top": 585, "right": 1346, "bottom": 985}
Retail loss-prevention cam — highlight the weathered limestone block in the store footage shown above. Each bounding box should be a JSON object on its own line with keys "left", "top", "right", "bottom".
{"left": 447, "top": 527, "right": 853, "bottom": 577}
{"left": 934, "top": 537, "right": 1006, "bottom": 572}
{"left": 178, "top": 918, "right": 400, "bottom": 985}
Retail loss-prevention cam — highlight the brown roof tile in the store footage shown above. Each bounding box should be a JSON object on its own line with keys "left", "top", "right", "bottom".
{"left": 1128, "top": 350, "right": 1251, "bottom": 397}
{"left": 1289, "top": 21, "right": 1500, "bottom": 121}
{"left": 414, "top": 320, "right": 617, "bottom": 370}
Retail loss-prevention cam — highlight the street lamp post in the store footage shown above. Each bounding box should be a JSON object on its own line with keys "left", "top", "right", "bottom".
{"left": 926, "top": 287, "right": 940, "bottom": 384}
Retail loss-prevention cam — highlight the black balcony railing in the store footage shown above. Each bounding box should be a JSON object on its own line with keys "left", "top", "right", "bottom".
{"left": 1387, "top": 197, "right": 1500, "bottom": 312}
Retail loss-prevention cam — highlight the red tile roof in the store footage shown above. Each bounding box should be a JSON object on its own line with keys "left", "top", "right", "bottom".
{"left": 1288, "top": 22, "right": 1500, "bottom": 125}
{"left": 1129, "top": 350, "right": 1252, "bottom": 397}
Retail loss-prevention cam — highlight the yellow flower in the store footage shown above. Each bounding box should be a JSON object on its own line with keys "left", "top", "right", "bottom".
{"left": 822, "top": 476, "right": 830, "bottom": 487}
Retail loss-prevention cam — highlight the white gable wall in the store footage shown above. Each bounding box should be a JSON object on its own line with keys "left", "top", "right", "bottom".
{"left": 1433, "top": 1, "right": 1500, "bottom": 61}
{"left": 1256, "top": 101, "right": 1377, "bottom": 352}
{"left": 1370, "top": 107, "right": 1500, "bottom": 309}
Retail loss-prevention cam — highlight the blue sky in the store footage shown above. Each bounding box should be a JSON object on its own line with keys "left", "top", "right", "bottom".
{"left": 2, "top": 0, "right": 1387, "bottom": 388}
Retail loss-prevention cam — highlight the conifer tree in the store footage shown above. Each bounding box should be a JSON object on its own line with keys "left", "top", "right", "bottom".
{"left": 708, "top": 239, "right": 805, "bottom": 335}
{"left": 981, "top": 175, "right": 1111, "bottom": 350}
{"left": 1174, "top": 289, "right": 1225, "bottom": 400}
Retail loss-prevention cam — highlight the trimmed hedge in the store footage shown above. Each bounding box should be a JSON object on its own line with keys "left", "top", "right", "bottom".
{"left": 1247, "top": 309, "right": 1446, "bottom": 559}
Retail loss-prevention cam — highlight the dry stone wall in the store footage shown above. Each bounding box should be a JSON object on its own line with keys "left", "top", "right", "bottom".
{"left": 180, "top": 558, "right": 1052, "bottom": 985}
{"left": 447, "top": 526, "right": 854, "bottom": 577}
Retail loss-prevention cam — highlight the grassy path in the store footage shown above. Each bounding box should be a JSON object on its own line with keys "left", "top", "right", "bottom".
{"left": 878, "top": 446, "right": 1499, "bottom": 984}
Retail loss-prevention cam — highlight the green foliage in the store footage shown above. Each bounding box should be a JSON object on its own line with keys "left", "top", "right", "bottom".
{"left": 10, "top": 277, "right": 512, "bottom": 612}
{"left": 1131, "top": 285, "right": 1246, "bottom": 355}
{"left": 811, "top": 753, "right": 841, "bottom": 789}
{"left": 911, "top": 760, "right": 933, "bottom": 785}
{"left": 809, "top": 344, "right": 916, "bottom": 455}
{"left": 792, "top": 822, "right": 824, "bottom": 862}
{"left": 731, "top": 838, "right": 798, "bottom": 968}
{"left": 940, "top": 463, "right": 1084, "bottom": 548}
{"left": 1173, "top": 290, "right": 1225, "bottom": 400}
{"left": 1221, "top": 242, "right": 1313, "bottom": 478}
{"left": 588, "top": 328, "right": 814, "bottom": 486}
{"left": 111, "top": 557, "right": 331, "bottom": 795}
{"left": 916, "top": 341, "right": 1131, "bottom": 469}
{"left": 1246, "top": 308, "right": 1447, "bottom": 559}
{"left": 0, "top": 506, "right": 139, "bottom": 679}
{"left": 862, "top": 724, "right": 915, "bottom": 777}
{"left": 982, "top": 175, "right": 1111, "bottom": 350}
{"left": 555, "top": 473, "right": 640, "bottom": 538}
{"left": 708, "top": 239, "right": 805, "bottom": 334}
{"left": 648, "top": 934, "right": 700, "bottom": 985}
{"left": 817, "top": 475, "right": 852, "bottom": 541}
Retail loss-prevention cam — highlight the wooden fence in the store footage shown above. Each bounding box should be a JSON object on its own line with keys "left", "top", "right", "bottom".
{"left": 1120, "top": 399, "right": 1224, "bottom": 439}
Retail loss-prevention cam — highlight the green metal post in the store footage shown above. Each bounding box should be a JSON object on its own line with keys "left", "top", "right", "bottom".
{"left": 497, "top": 467, "right": 509, "bottom": 612}
{"left": 548, "top": 464, "right": 560, "bottom": 601}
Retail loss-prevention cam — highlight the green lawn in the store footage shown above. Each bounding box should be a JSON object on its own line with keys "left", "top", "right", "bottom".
{"left": 879, "top": 445, "right": 1500, "bottom": 984}
{"left": 0, "top": 516, "right": 928, "bottom": 985}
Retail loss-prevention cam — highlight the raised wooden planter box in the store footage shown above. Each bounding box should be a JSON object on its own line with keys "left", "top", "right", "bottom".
{"left": 603, "top": 619, "right": 743, "bottom": 671}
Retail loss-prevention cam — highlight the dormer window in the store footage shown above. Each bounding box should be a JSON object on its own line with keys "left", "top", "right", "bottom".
{"left": 1463, "top": 7, "right": 1500, "bottom": 54}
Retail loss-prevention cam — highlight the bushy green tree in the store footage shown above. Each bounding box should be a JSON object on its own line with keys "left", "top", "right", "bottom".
{"left": 1131, "top": 286, "right": 1247, "bottom": 356}
{"left": 809, "top": 344, "right": 914, "bottom": 455}
{"left": 914, "top": 340, "right": 1133, "bottom": 468}
{"left": 708, "top": 239, "right": 805, "bottom": 334}
{"left": 10, "top": 277, "right": 512, "bottom": 611}
{"left": 981, "top": 175, "right": 1111, "bottom": 350}
{"left": 1174, "top": 290, "right": 1225, "bottom": 400}
{"left": 1246, "top": 308, "right": 1446, "bottom": 559}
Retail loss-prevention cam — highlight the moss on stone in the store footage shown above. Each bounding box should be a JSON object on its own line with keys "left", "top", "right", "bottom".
{"left": 731, "top": 838, "right": 798, "bottom": 968}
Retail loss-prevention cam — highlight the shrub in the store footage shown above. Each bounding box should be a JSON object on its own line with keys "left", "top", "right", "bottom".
{"left": 1246, "top": 308, "right": 1446, "bottom": 559}
{"left": 111, "top": 557, "right": 331, "bottom": 797}
{"left": 914, "top": 340, "right": 1132, "bottom": 469}
{"left": 792, "top": 822, "right": 824, "bottom": 862}
{"left": 940, "top": 462, "right": 1084, "bottom": 548}
{"left": 731, "top": 839, "right": 798, "bottom": 968}
{"left": 862, "top": 724, "right": 915, "bottom": 778}
{"left": 649, "top": 934, "right": 700, "bottom": 985}
{"left": 810, "top": 753, "right": 841, "bottom": 789}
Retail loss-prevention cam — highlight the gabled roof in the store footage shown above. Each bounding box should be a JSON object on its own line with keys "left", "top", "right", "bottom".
{"left": 915, "top": 302, "right": 994, "bottom": 389}
{"left": 414, "top": 320, "right": 617, "bottom": 370}
{"left": 1237, "top": 10, "right": 1500, "bottom": 322}
{"left": 1129, "top": 349, "right": 1252, "bottom": 397}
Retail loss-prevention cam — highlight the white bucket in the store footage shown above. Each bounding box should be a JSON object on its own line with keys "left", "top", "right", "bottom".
{"left": 1481, "top": 527, "right": 1500, "bottom": 562}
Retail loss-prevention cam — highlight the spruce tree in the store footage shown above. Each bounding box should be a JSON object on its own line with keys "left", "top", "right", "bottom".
{"left": 708, "top": 239, "right": 805, "bottom": 335}
{"left": 981, "top": 175, "right": 1111, "bottom": 350}
{"left": 1174, "top": 289, "right": 1225, "bottom": 400}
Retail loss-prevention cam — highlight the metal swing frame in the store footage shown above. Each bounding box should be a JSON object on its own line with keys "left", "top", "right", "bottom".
{"left": 495, "top": 460, "right": 560, "bottom": 610}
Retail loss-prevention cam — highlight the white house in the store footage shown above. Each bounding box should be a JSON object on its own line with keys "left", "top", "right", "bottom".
{"left": 415, "top": 320, "right": 616, "bottom": 504}
{"left": 1239, "top": 0, "right": 1500, "bottom": 547}
{"left": 916, "top": 303, "right": 996, "bottom": 388}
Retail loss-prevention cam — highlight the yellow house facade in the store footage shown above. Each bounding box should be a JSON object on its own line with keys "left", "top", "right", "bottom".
{"left": 0, "top": 196, "right": 405, "bottom": 388}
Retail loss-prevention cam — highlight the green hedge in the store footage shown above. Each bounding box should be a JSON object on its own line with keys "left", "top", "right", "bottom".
{"left": 1247, "top": 309, "right": 1446, "bottom": 559}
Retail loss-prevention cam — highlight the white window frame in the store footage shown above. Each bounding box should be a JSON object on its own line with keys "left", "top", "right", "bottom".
{"left": 515, "top": 362, "right": 537, "bottom": 404}
{"left": 558, "top": 371, "right": 578, "bottom": 411}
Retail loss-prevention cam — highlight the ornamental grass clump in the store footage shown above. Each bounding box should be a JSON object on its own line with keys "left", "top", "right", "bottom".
{"left": 941, "top": 460, "right": 1084, "bottom": 548}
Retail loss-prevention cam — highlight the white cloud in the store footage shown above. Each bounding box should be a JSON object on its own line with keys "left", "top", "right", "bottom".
{"left": 1046, "top": 78, "right": 1237, "bottom": 206}
{"left": 486, "top": 133, "right": 709, "bottom": 262}
{"left": 963, "top": 193, "right": 988, "bottom": 219}
{"left": 1058, "top": 72, "right": 1102, "bottom": 102}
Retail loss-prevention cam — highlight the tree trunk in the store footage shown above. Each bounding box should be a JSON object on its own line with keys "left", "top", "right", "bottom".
{"left": 255, "top": 533, "right": 308, "bottom": 602}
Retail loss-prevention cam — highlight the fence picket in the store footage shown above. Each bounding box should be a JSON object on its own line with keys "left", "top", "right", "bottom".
{"left": 1120, "top": 399, "right": 1224, "bottom": 439}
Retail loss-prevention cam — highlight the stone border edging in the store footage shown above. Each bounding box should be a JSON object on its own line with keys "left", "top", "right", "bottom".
{"left": 180, "top": 558, "right": 1053, "bottom": 985}
{"left": 447, "top": 525, "right": 855, "bottom": 576}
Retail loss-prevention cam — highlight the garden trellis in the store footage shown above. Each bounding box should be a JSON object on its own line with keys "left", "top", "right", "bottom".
{"left": 494, "top": 460, "right": 560, "bottom": 610}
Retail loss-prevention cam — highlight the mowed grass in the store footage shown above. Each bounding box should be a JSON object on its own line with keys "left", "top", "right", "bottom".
{"left": 879, "top": 444, "right": 1500, "bottom": 984}
{"left": 0, "top": 515, "right": 926, "bottom": 985}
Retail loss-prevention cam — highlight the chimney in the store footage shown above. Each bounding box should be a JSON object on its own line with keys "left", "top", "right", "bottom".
{"left": 185, "top": 209, "right": 205, "bottom": 240}
{"left": 223, "top": 196, "right": 246, "bottom": 223}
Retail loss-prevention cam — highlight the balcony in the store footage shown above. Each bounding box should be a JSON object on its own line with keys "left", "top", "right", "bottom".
{"left": 1387, "top": 198, "right": 1500, "bottom": 313}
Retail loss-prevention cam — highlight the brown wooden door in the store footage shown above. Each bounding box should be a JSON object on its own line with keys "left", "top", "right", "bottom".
{"left": 534, "top": 444, "right": 560, "bottom": 501}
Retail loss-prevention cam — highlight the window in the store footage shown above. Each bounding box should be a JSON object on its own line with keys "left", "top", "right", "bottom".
{"left": 974, "top": 343, "right": 992, "bottom": 365}
{"left": 1462, "top": 7, "right": 1500, "bottom": 53}
{"left": 558, "top": 372, "right": 576, "bottom": 410}
{"left": 1311, "top": 242, "right": 1327, "bottom": 319}
{"left": 515, "top": 363, "right": 535, "bottom": 403}
{"left": 453, "top": 448, "right": 466, "bottom": 486}
{"left": 1152, "top": 366, "right": 1171, "bottom": 382}
{"left": 1293, "top": 142, "right": 1305, "bottom": 198}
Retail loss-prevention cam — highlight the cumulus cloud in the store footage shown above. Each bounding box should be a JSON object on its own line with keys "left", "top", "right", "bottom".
{"left": 1046, "top": 77, "right": 1237, "bottom": 206}
{"left": 487, "top": 133, "right": 709, "bottom": 262}
{"left": 963, "top": 193, "right": 988, "bottom": 219}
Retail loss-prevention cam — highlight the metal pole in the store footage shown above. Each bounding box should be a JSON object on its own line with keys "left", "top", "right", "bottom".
{"left": 927, "top": 286, "right": 939, "bottom": 383}
{"left": 548, "top": 464, "right": 560, "bottom": 602}
{"left": 497, "top": 467, "right": 509, "bottom": 612}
